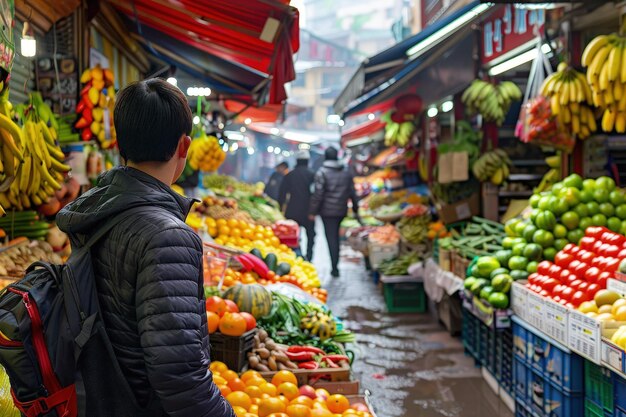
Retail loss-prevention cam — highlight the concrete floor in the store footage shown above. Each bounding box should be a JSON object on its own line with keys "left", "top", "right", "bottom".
{"left": 309, "top": 221, "right": 515, "bottom": 417}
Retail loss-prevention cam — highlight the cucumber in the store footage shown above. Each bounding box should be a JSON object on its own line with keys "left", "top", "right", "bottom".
{"left": 275, "top": 262, "right": 291, "bottom": 276}
{"left": 264, "top": 253, "right": 278, "bottom": 272}
{"left": 250, "top": 248, "right": 263, "bottom": 260}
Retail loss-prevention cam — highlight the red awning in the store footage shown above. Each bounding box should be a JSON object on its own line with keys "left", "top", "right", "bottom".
{"left": 341, "top": 119, "right": 385, "bottom": 146}
{"left": 345, "top": 98, "right": 395, "bottom": 118}
{"left": 110, "top": 0, "right": 299, "bottom": 105}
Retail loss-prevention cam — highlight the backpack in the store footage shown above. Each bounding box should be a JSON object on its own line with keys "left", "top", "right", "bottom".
{"left": 0, "top": 209, "right": 147, "bottom": 417}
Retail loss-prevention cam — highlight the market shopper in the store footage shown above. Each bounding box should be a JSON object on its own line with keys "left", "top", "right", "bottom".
{"left": 57, "top": 79, "right": 234, "bottom": 417}
{"left": 309, "top": 146, "right": 360, "bottom": 277}
{"left": 278, "top": 149, "right": 316, "bottom": 261}
{"left": 265, "top": 161, "right": 289, "bottom": 201}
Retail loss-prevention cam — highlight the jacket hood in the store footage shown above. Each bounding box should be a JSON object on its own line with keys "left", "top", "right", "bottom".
{"left": 57, "top": 166, "right": 195, "bottom": 238}
{"left": 323, "top": 160, "right": 344, "bottom": 170}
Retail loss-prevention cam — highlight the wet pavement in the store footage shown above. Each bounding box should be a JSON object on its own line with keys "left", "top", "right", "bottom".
{"left": 309, "top": 224, "right": 515, "bottom": 417}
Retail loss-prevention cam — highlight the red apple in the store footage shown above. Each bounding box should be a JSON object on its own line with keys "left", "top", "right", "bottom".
{"left": 299, "top": 385, "right": 316, "bottom": 399}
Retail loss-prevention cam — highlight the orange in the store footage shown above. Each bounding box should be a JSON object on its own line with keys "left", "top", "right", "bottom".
{"left": 222, "top": 370, "right": 238, "bottom": 382}
{"left": 213, "top": 375, "right": 227, "bottom": 386}
{"left": 249, "top": 405, "right": 259, "bottom": 415}
{"left": 286, "top": 404, "right": 311, "bottom": 417}
{"left": 206, "top": 296, "right": 227, "bottom": 316}
{"left": 241, "top": 370, "right": 262, "bottom": 383}
{"left": 277, "top": 382, "right": 299, "bottom": 400}
{"left": 228, "top": 378, "right": 247, "bottom": 392}
{"left": 218, "top": 385, "right": 232, "bottom": 397}
{"left": 271, "top": 371, "right": 298, "bottom": 387}
{"left": 232, "top": 406, "right": 248, "bottom": 417}
{"left": 244, "top": 385, "right": 263, "bottom": 398}
{"left": 243, "top": 228, "right": 254, "bottom": 239}
{"left": 314, "top": 389, "right": 330, "bottom": 400}
{"left": 312, "top": 401, "right": 328, "bottom": 410}
{"left": 216, "top": 218, "right": 228, "bottom": 227}
{"left": 255, "top": 232, "right": 266, "bottom": 241}
{"left": 210, "top": 361, "right": 228, "bottom": 374}
{"left": 310, "top": 410, "right": 333, "bottom": 417}
{"left": 219, "top": 313, "right": 248, "bottom": 336}
{"left": 278, "top": 395, "right": 290, "bottom": 406}
{"left": 219, "top": 225, "right": 231, "bottom": 236}
{"left": 226, "top": 391, "right": 252, "bottom": 411}
{"left": 258, "top": 397, "right": 286, "bottom": 417}
{"left": 228, "top": 218, "right": 240, "bottom": 229}
{"left": 267, "top": 414, "right": 290, "bottom": 417}
{"left": 207, "top": 311, "right": 220, "bottom": 334}
{"left": 231, "top": 228, "right": 242, "bottom": 238}
{"left": 326, "top": 395, "right": 350, "bottom": 414}
{"left": 342, "top": 414, "right": 359, "bottom": 417}
{"left": 290, "top": 396, "right": 314, "bottom": 408}
{"left": 246, "top": 377, "right": 268, "bottom": 387}
{"left": 260, "top": 382, "right": 278, "bottom": 396}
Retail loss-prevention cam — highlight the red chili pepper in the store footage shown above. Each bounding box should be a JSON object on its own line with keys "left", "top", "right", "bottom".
{"left": 76, "top": 100, "right": 86, "bottom": 114}
{"left": 298, "top": 361, "right": 318, "bottom": 369}
{"left": 75, "top": 117, "right": 89, "bottom": 129}
{"left": 81, "top": 128, "right": 92, "bottom": 141}
{"left": 80, "top": 83, "right": 92, "bottom": 96}
{"left": 323, "top": 357, "right": 339, "bottom": 368}
{"left": 287, "top": 346, "right": 325, "bottom": 355}
{"left": 83, "top": 108, "right": 93, "bottom": 124}
{"left": 323, "top": 355, "right": 350, "bottom": 363}
{"left": 285, "top": 351, "right": 316, "bottom": 361}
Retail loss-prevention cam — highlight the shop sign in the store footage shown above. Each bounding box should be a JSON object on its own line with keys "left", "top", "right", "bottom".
{"left": 481, "top": 4, "right": 545, "bottom": 65}
{"left": 0, "top": 0, "right": 14, "bottom": 73}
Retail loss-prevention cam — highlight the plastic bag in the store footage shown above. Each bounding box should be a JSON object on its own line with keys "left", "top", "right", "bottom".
{"left": 0, "top": 366, "right": 19, "bottom": 417}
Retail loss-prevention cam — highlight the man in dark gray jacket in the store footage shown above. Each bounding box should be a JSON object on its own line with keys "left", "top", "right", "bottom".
{"left": 57, "top": 79, "right": 234, "bottom": 417}
{"left": 309, "top": 147, "right": 360, "bottom": 277}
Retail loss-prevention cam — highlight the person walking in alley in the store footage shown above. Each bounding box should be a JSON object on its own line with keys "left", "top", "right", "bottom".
{"left": 309, "top": 147, "right": 360, "bottom": 277}
{"left": 265, "top": 161, "right": 289, "bottom": 201}
{"left": 278, "top": 150, "right": 316, "bottom": 261}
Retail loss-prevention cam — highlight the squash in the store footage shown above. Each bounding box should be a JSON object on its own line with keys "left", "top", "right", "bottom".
{"left": 300, "top": 312, "right": 337, "bottom": 341}
{"left": 222, "top": 284, "right": 272, "bottom": 319}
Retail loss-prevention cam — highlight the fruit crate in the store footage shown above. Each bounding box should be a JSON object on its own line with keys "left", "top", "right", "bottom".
{"left": 515, "top": 401, "right": 534, "bottom": 417}
{"left": 462, "top": 307, "right": 479, "bottom": 359}
{"left": 513, "top": 321, "right": 531, "bottom": 364}
{"left": 210, "top": 330, "right": 256, "bottom": 372}
{"left": 496, "top": 327, "right": 514, "bottom": 394}
{"left": 584, "top": 399, "right": 614, "bottom": 417}
{"left": 614, "top": 373, "right": 626, "bottom": 411}
{"left": 514, "top": 357, "right": 584, "bottom": 417}
{"left": 382, "top": 280, "right": 426, "bottom": 313}
{"left": 584, "top": 360, "right": 614, "bottom": 413}
{"left": 260, "top": 363, "right": 351, "bottom": 386}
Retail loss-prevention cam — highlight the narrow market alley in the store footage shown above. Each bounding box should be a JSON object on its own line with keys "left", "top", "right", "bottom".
{"left": 311, "top": 227, "right": 514, "bottom": 417}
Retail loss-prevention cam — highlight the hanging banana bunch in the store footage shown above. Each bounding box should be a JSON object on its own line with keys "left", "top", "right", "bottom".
{"left": 0, "top": 93, "right": 70, "bottom": 212}
{"left": 582, "top": 33, "right": 626, "bottom": 132}
{"left": 461, "top": 80, "right": 522, "bottom": 125}
{"left": 540, "top": 62, "right": 597, "bottom": 139}
{"left": 0, "top": 86, "right": 25, "bottom": 216}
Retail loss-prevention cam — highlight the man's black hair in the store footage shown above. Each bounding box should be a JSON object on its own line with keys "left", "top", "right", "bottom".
{"left": 325, "top": 146, "right": 338, "bottom": 161}
{"left": 276, "top": 162, "right": 289, "bottom": 170}
{"left": 114, "top": 78, "right": 192, "bottom": 163}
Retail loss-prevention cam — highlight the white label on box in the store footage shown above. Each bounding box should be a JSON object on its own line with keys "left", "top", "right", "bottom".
{"left": 602, "top": 341, "right": 624, "bottom": 373}
{"left": 511, "top": 283, "right": 528, "bottom": 321}
{"left": 543, "top": 298, "right": 569, "bottom": 346}
{"left": 526, "top": 291, "right": 544, "bottom": 332}
{"left": 568, "top": 310, "right": 601, "bottom": 363}
{"left": 455, "top": 203, "right": 471, "bottom": 220}
{"left": 608, "top": 278, "right": 626, "bottom": 296}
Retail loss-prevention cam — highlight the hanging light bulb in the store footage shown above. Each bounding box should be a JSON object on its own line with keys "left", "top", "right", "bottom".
{"left": 21, "top": 22, "right": 36, "bottom": 58}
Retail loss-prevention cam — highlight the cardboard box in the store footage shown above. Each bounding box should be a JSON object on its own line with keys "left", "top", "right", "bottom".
{"left": 437, "top": 292, "right": 462, "bottom": 335}
{"left": 436, "top": 192, "right": 480, "bottom": 224}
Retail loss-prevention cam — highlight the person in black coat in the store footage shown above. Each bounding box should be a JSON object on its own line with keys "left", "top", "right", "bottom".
{"left": 309, "top": 147, "right": 360, "bottom": 277}
{"left": 265, "top": 161, "right": 288, "bottom": 201}
{"left": 278, "top": 150, "right": 315, "bottom": 261}
{"left": 57, "top": 79, "right": 234, "bottom": 417}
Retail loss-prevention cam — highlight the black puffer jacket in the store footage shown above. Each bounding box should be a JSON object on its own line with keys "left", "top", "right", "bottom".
{"left": 309, "top": 160, "right": 359, "bottom": 218}
{"left": 278, "top": 162, "right": 315, "bottom": 224}
{"left": 56, "top": 166, "right": 234, "bottom": 417}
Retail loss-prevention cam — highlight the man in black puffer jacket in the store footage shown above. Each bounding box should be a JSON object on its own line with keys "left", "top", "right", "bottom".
{"left": 56, "top": 79, "right": 234, "bottom": 417}
{"left": 309, "top": 147, "right": 360, "bottom": 277}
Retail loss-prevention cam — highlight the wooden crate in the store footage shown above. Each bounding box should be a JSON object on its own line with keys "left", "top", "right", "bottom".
{"left": 312, "top": 380, "right": 360, "bottom": 395}
{"left": 260, "top": 363, "right": 351, "bottom": 386}
{"left": 451, "top": 251, "right": 471, "bottom": 279}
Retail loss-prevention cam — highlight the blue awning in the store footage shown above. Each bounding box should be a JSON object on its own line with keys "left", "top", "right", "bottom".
{"left": 334, "top": 1, "right": 493, "bottom": 116}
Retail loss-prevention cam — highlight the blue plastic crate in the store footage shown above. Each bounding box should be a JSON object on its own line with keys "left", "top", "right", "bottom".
{"left": 615, "top": 374, "right": 626, "bottom": 411}
{"left": 529, "top": 375, "right": 584, "bottom": 417}
{"left": 513, "top": 322, "right": 531, "bottom": 364}
{"left": 616, "top": 408, "right": 626, "bottom": 417}
{"left": 530, "top": 332, "right": 547, "bottom": 374}
{"left": 515, "top": 401, "right": 533, "bottom": 417}
{"left": 514, "top": 357, "right": 530, "bottom": 403}
{"left": 543, "top": 340, "right": 584, "bottom": 393}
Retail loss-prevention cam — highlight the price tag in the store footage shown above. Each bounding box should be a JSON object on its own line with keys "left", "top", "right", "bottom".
{"left": 543, "top": 298, "right": 569, "bottom": 345}
{"left": 568, "top": 310, "right": 601, "bottom": 363}
{"left": 608, "top": 278, "right": 626, "bottom": 296}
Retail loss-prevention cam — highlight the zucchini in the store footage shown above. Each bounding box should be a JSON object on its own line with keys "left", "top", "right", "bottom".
{"left": 275, "top": 262, "right": 291, "bottom": 276}
{"left": 264, "top": 253, "right": 278, "bottom": 272}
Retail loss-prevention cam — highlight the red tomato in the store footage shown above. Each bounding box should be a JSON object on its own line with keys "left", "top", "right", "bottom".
{"left": 528, "top": 273, "right": 539, "bottom": 285}
{"left": 591, "top": 256, "right": 603, "bottom": 268}
{"left": 584, "top": 267, "right": 601, "bottom": 283}
{"left": 570, "top": 245, "right": 581, "bottom": 255}
{"left": 566, "top": 302, "right": 575, "bottom": 309}
{"left": 540, "top": 289, "right": 550, "bottom": 297}
{"left": 605, "top": 258, "right": 620, "bottom": 272}
{"left": 537, "top": 261, "right": 552, "bottom": 275}
{"left": 599, "top": 243, "right": 611, "bottom": 255}
{"left": 567, "top": 274, "right": 579, "bottom": 285}
{"left": 586, "top": 283, "right": 600, "bottom": 300}
{"left": 580, "top": 237, "right": 596, "bottom": 251}
{"left": 223, "top": 299, "right": 239, "bottom": 313}
{"left": 570, "top": 280, "right": 583, "bottom": 289}
{"left": 543, "top": 278, "right": 560, "bottom": 293}
{"left": 618, "top": 248, "right": 626, "bottom": 258}
{"left": 586, "top": 226, "right": 605, "bottom": 239}
{"left": 553, "top": 295, "right": 562, "bottom": 303}
{"left": 578, "top": 281, "right": 589, "bottom": 292}
{"left": 574, "top": 262, "right": 590, "bottom": 277}
{"left": 548, "top": 265, "right": 562, "bottom": 278}
{"left": 571, "top": 291, "right": 587, "bottom": 307}
{"left": 559, "top": 269, "right": 572, "bottom": 283}
{"left": 563, "top": 243, "right": 576, "bottom": 253}
{"left": 579, "top": 251, "right": 594, "bottom": 263}
{"left": 559, "top": 299, "right": 568, "bottom": 306}
{"left": 606, "top": 245, "right": 620, "bottom": 257}
{"left": 569, "top": 260, "right": 582, "bottom": 272}
{"left": 555, "top": 253, "right": 574, "bottom": 268}
{"left": 561, "top": 287, "right": 574, "bottom": 301}
{"left": 593, "top": 241, "right": 604, "bottom": 252}
{"left": 597, "top": 273, "right": 610, "bottom": 288}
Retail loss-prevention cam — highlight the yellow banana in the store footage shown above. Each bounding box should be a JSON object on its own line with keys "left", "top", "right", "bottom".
{"left": 40, "top": 166, "right": 61, "bottom": 190}
{"left": 28, "top": 164, "right": 39, "bottom": 196}
{"left": 572, "top": 114, "right": 580, "bottom": 134}
{"left": 602, "top": 109, "right": 616, "bottom": 132}
{"left": 609, "top": 41, "right": 623, "bottom": 82}
{"left": 50, "top": 157, "right": 71, "bottom": 173}
{"left": 588, "top": 109, "right": 598, "bottom": 131}
{"left": 582, "top": 35, "right": 609, "bottom": 67}
{"left": 0, "top": 119, "right": 23, "bottom": 162}
{"left": 0, "top": 192, "right": 11, "bottom": 210}
{"left": 599, "top": 60, "right": 610, "bottom": 91}
{"left": 0, "top": 142, "right": 13, "bottom": 177}
{"left": 551, "top": 95, "right": 560, "bottom": 115}
{"left": 38, "top": 121, "right": 55, "bottom": 146}
{"left": 46, "top": 142, "right": 65, "bottom": 161}
{"left": 18, "top": 155, "right": 31, "bottom": 193}
{"left": 616, "top": 112, "right": 626, "bottom": 133}
{"left": 615, "top": 80, "right": 623, "bottom": 101}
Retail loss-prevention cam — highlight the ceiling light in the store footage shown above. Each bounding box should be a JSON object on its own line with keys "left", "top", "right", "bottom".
{"left": 192, "top": 116, "right": 200, "bottom": 125}
{"left": 187, "top": 87, "right": 212, "bottom": 96}
{"left": 338, "top": 120, "right": 345, "bottom": 127}
{"left": 166, "top": 77, "right": 177, "bottom": 86}
{"left": 267, "top": 146, "right": 274, "bottom": 153}
{"left": 326, "top": 114, "right": 341, "bottom": 124}
{"left": 225, "top": 131, "right": 244, "bottom": 141}
{"left": 367, "top": 113, "right": 375, "bottom": 120}
{"left": 231, "top": 143, "right": 239, "bottom": 151}
{"left": 299, "top": 143, "right": 311, "bottom": 150}
{"left": 488, "top": 44, "right": 552, "bottom": 76}
{"left": 244, "top": 118, "right": 252, "bottom": 125}
{"left": 274, "top": 147, "right": 281, "bottom": 155}
{"left": 441, "top": 101, "right": 454, "bottom": 112}
{"left": 427, "top": 107, "right": 438, "bottom": 118}
{"left": 247, "top": 147, "right": 255, "bottom": 155}
{"left": 407, "top": 3, "right": 491, "bottom": 60}
{"left": 282, "top": 151, "right": 290, "bottom": 157}
{"left": 21, "top": 22, "right": 36, "bottom": 57}
{"left": 222, "top": 143, "right": 228, "bottom": 152}
{"left": 240, "top": 126, "right": 246, "bottom": 133}
{"left": 218, "top": 122, "right": 225, "bottom": 129}
{"left": 270, "top": 127, "right": 280, "bottom": 135}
